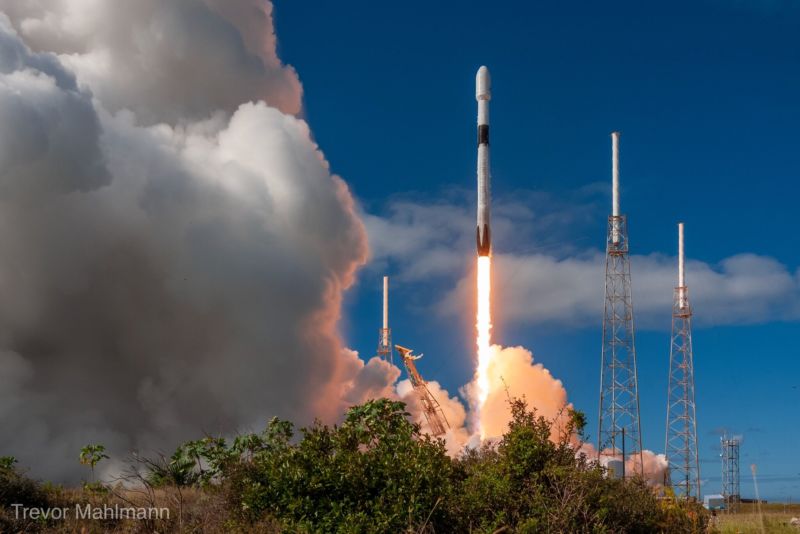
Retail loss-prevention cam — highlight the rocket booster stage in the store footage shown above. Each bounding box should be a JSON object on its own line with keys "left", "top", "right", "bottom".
{"left": 476, "top": 66, "right": 491, "bottom": 256}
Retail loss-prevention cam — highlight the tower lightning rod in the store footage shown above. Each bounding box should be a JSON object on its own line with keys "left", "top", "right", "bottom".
{"left": 612, "top": 131, "right": 620, "bottom": 218}
{"left": 678, "top": 223, "right": 686, "bottom": 308}
{"left": 611, "top": 132, "right": 620, "bottom": 244}
{"left": 376, "top": 275, "right": 393, "bottom": 364}
{"left": 383, "top": 276, "right": 389, "bottom": 344}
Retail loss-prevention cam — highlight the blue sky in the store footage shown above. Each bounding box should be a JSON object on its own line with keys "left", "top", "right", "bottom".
{"left": 273, "top": 1, "right": 800, "bottom": 499}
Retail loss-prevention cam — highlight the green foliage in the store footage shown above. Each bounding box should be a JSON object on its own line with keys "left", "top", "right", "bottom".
{"left": 225, "top": 399, "right": 452, "bottom": 532}
{"left": 146, "top": 445, "right": 200, "bottom": 487}
{"left": 219, "top": 396, "right": 708, "bottom": 533}
{"left": 79, "top": 444, "right": 109, "bottom": 479}
{"left": 447, "top": 397, "right": 708, "bottom": 533}
{"left": 0, "top": 456, "right": 17, "bottom": 472}
{"left": 0, "top": 458, "right": 55, "bottom": 533}
{"left": 146, "top": 435, "right": 236, "bottom": 487}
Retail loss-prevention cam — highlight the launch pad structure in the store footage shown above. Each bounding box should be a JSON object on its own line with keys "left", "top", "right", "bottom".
{"left": 665, "top": 223, "right": 701, "bottom": 500}
{"left": 375, "top": 276, "right": 449, "bottom": 437}
{"left": 598, "top": 132, "right": 644, "bottom": 475}
{"left": 395, "top": 345, "right": 450, "bottom": 437}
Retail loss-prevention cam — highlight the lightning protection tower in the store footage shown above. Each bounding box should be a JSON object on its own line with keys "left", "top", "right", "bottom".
{"left": 665, "top": 222, "right": 701, "bottom": 499}
{"left": 376, "top": 276, "right": 393, "bottom": 364}
{"left": 721, "top": 433, "right": 741, "bottom": 510}
{"left": 598, "top": 132, "right": 644, "bottom": 475}
{"left": 395, "top": 345, "right": 449, "bottom": 436}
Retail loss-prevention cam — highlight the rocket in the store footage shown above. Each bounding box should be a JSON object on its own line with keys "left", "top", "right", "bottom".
{"left": 476, "top": 66, "right": 491, "bottom": 256}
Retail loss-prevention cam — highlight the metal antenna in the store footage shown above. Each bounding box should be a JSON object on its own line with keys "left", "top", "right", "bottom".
{"left": 376, "top": 276, "right": 393, "bottom": 364}
{"left": 665, "top": 222, "right": 701, "bottom": 499}
{"left": 598, "top": 132, "right": 644, "bottom": 474}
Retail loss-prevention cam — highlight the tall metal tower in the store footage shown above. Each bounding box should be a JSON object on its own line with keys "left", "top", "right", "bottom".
{"left": 665, "top": 222, "right": 701, "bottom": 499}
{"left": 395, "top": 345, "right": 450, "bottom": 436}
{"left": 721, "top": 434, "right": 741, "bottom": 509}
{"left": 376, "top": 276, "right": 393, "bottom": 364}
{"left": 598, "top": 131, "right": 644, "bottom": 475}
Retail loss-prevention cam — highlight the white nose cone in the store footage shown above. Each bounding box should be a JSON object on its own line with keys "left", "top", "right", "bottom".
{"left": 476, "top": 66, "right": 491, "bottom": 101}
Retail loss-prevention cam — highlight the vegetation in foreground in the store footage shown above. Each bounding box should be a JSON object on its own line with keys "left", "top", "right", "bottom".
{"left": 1, "top": 397, "right": 710, "bottom": 533}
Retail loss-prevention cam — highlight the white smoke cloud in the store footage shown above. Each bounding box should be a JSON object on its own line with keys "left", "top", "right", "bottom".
{"left": 578, "top": 442, "right": 670, "bottom": 486}
{"left": 392, "top": 343, "right": 579, "bottom": 457}
{"left": 341, "top": 351, "right": 401, "bottom": 406}
{"left": 0, "top": 3, "right": 379, "bottom": 482}
{"left": 366, "top": 193, "right": 800, "bottom": 329}
{"left": 461, "top": 344, "right": 572, "bottom": 441}
{"left": 0, "top": 0, "right": 302, "bottom": 123}
{"left": 397, "top": 377, "right": 471, "bottom": 455}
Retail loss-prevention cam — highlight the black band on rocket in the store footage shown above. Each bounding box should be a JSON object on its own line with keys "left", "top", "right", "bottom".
{"left": 478, "top": 124, "right": 489, "bottom": 146}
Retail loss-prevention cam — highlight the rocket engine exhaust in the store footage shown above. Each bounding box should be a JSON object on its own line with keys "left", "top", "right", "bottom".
{"left": 476, "top": 66, "right": 491, "bottom": 257}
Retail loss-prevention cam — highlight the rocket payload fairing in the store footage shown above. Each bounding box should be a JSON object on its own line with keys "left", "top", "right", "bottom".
{"left": 476, "top": 66, "right": 491, "bottom": 256}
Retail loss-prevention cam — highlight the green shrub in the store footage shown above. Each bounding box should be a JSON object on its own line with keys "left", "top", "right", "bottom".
{"left": 0, "top": 459, "right": 55, "bottom": 533}
{"left": 220, "top": 396, "right": 708, "bottom": 533}
{"left": 225, "top": 399, "right": 453, "bottom": 532}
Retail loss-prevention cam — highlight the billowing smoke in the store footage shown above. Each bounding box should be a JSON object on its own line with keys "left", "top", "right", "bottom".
{"left": 636, "top": 450, "right": 670, "bottom": 486}
{"left": 0, "top": 0, "right": 302, "bottom": 123}
{"left": 393, "top": 344, "right": 577, "bottom": 456}
{"left": 397, "top": 378, "right": 471, "bottom": 455}
{"left": 462, "top": 345, "right": 571, "bottom": 441}
{"left": 578, "top": 443, "right": 670, "bottom": 486}
{"left": 0, "top": 2, "right": 378, "bottom": 482}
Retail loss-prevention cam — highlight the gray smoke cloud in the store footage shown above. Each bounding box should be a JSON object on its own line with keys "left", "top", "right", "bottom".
{"left": 0, "top": 2, "right": 374, "bottom": 482}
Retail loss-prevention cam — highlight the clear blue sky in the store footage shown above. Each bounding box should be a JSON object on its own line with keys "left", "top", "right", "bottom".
{"left": 273, "top": 0, "right": 800, "bottom": 500}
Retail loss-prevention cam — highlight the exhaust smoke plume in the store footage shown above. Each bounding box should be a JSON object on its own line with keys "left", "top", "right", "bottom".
{"left": 475, "top": 256, "right": 493, "bottom": 437}
{"left": 464, "top": 344, "right": 570, "bottom": 441}
{"left": 0, "top": 2, "right": 379, "bottom": 482}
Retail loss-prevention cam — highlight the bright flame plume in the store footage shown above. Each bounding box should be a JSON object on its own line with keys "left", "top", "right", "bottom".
{"left": 476, "top": 255, "right": 492, "bottom": 438}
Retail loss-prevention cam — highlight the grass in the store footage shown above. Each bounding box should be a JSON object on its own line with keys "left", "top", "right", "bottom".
{"left": 713, "top": 503, "right": 800, "bottom": 534}
{"left": 2, "top": 484, "right": 282, "bottom": 533}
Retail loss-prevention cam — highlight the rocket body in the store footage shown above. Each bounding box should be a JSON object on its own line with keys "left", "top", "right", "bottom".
{"left": 476, "top": 66, "right": 491, "bottom": 256}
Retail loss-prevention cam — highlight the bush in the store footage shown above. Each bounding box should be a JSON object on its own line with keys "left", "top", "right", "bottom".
{"left": 224, "top": 399, "right": 453, "bottom": 532}
{"left": 219, "top": 397, "right": 709, "bottom": 533}
{"left": 0, "top": 459, "right": 57, "bottom": 533}
{"left": 448, "top": 398, "right": 708, "bottom": 533}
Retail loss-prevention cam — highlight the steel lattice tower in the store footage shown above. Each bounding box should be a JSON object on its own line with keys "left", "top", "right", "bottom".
{"left": 721, "top": 434, "right": 741, "bottom": 509}
{"left": 665, "top": 222, "right": 701, "bottom": 499}
{"left": 376, "top": 276, "right": 393, "bottom": 364}
{"left": 598, "top": 132, "right": 644, "bottom": 474}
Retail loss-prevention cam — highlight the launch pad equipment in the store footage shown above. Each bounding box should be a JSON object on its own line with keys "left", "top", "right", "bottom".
{"left": 395, "top": 345, "right": 450, "bottom": 437}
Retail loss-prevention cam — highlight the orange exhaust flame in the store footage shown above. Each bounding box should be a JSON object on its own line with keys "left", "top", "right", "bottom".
{"left": 476, "top": 255, "right": 492, "bottom": 438}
